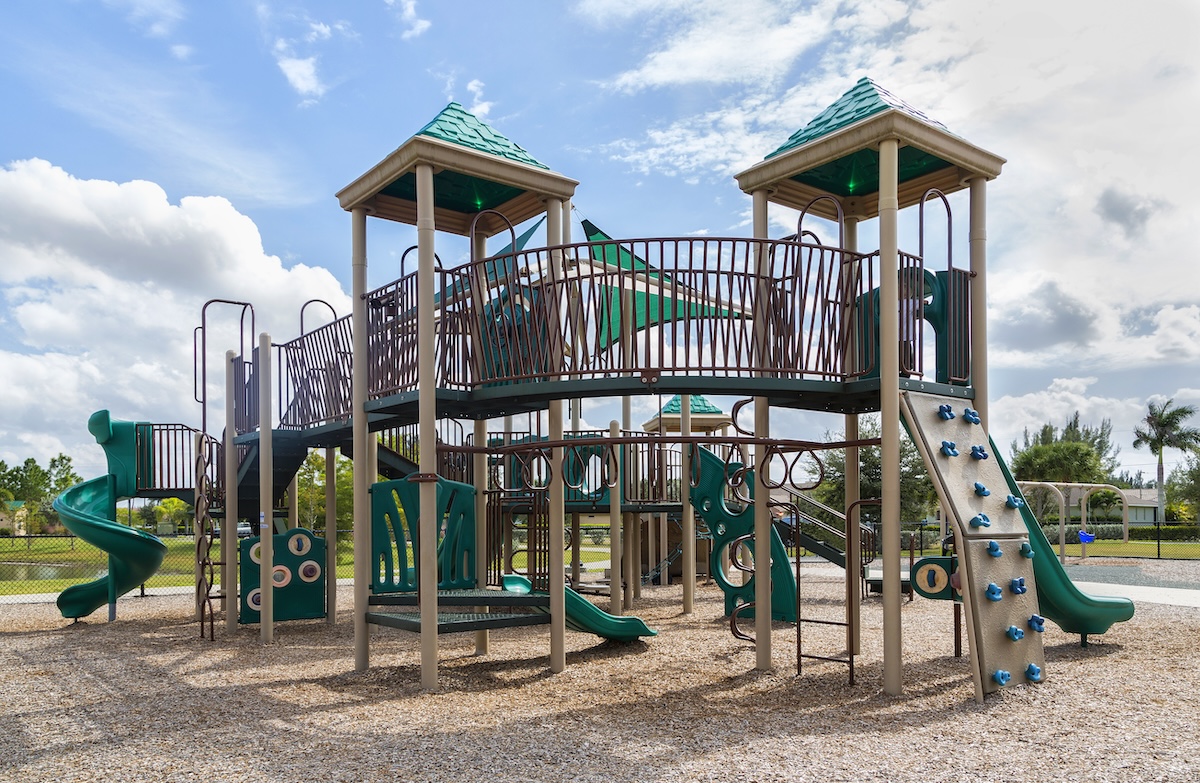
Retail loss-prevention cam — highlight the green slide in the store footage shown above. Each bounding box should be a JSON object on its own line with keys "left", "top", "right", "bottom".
{"left": 502, "top": 575, "right": 657, "bottom": 642}
{"left": 990, "top": 434, "right": 1135, "bottom": 637}
{"left": 54, "top": 475, "right": 167, "bottom": 620}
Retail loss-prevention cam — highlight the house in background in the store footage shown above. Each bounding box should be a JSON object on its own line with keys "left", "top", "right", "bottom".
{"left": 1, "top": 500, "right": 28, "bottom": 535}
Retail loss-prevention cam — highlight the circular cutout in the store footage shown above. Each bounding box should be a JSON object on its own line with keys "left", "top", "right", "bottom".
{"left": 288, "top": 534, "right": 312, "bottom": 556}
{"left": 298, "top": 560, "right": 322, "bottom": 583}
{"left": 272, "top": 565, "right": 292, "bottom": 588}
{"left": 915, "top": 563, "right": 948, "bottom": 594}
{"left": 248, "top": 541, "right": 262, "bottom": 564}
{"left": 246, "top": 588, "right": 263, "bottom": 610}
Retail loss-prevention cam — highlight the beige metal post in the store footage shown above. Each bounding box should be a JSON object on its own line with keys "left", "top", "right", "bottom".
{"left": 623, "top": 512, "right": 634, "bottom": 611}
{"left": 351, "top": 205, "right": 370, "bottom": 671}
{"left": 258, "top": 331, "right": 274, "bottom": 644}
{"left": 969, "top": 177, "right": 989, "bottom": 430}
{"left": 325, "top": 447, "right": 336, "bottom": 625}
{"left": 224, "top": 350, "right": 239, "bottom": 633}
{"left": 680, "top": 395, "right": 695, "bottom": 614}
{"left": 415, "top": 162, "right": 439, "bottom": 690}
{"left": 754, "top": 400, "right": 772, "bottom": 669}
{"left": 844, "top": 217, "right": 861, "bottom": 655}
{"left": 608, "top": 420, "right": 623, "bottom": 614}
{"left": 474, "top": 419, "right": 489, "bottom": 654}
{"left": 750, "top": 187, "right": 772, "bottom": 668}
{"left": 878, "top": 137, "right": 903, "bottom": 695}
{"left": 547, "top": 197, "right": 566, "bottom": 673}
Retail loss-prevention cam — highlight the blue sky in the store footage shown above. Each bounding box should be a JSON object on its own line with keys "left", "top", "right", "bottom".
{"left": 2, "top": 0, "right": 1199, "bottom": 482}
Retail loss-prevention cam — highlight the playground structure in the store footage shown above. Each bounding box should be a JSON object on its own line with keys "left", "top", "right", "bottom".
{"left": 54, "top": 78, "right": 1135, "bottom": 701}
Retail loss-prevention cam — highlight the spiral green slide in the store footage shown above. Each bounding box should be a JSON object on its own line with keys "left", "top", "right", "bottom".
{"left": 54, "top": 410, "right": 168, "bottom": 621}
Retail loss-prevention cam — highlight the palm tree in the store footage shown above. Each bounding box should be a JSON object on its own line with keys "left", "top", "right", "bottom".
{"left": 1133, "top": 398, "right": 1200, "bottom": 524}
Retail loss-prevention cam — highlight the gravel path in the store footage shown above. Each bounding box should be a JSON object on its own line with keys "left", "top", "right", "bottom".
{"left": 2, "top": 564, "right": 1199, "bottom": 782}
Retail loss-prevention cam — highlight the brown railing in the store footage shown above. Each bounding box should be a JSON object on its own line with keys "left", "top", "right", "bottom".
{"left": 135, "top": 423, "right": 215, "bottom": 496}
{"left": 463, "top": 236, "right": 874, "bottom": 387}
{"left": 365, "top": 269, "right": 475, "bottom": 398}
{"left": 278, "top": 315, "right": 353, "bottom": 430}
{"left": 229, "top": 229, "right": 975, "bottom": 439}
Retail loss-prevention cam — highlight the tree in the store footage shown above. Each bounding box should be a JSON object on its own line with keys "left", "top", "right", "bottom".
{"left": 1010, "top": 441, "right": 1105, "bottom": 521}
{"left": 293, "top": 450, "right": 354, "bottom": 536}
{"left": 1133, "top": 398, "right": 1200, "bottom": 525}
{"left": 1010, "top": 411, "right": 1120, "bottom": 480}
{"left": 811, "top": 415, "right": 936, "bottom": 526}
{"left": 1167, "top": 452, "right": 1200, "bottom": 522}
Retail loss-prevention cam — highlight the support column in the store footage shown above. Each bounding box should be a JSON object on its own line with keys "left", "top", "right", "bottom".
{"left": 258, "top": 332, "right": 274, "bottom": 644}
{"left": 754, "top": 398, "right": 772, "bottom": 670}
{"left": 351, "top": 205, "right": 370, "bottom": 671}
{"left": 325, "top": 447, "right": 337, "bottom": 625}
{"left": 969, "top": 177, "right": 989, "bottom": 429}
{"left": 546, "top": 197, "right": 566, "bottom": 673}
{"left": 878, "top": 137, "right": 903, "bottom": 696}
{"left": 608, "top": 420, "right": 623, "bottom": 614}
{"left": 224, "top": 350, "right": 239, "bottom": 633}
{"left": 750, "top": 188, "right": 772, "bottom": 668}
{"left": 474, "top": 419, "right": 489, "bottom": 654}
{"left": 680, "top": 395, "right": 695, "bottom": 614}
{"left": 415, "top": 163, "right": 439, "bottom": 690}
{"left": 844, "top": 217, "right": 861, "bottom": 655}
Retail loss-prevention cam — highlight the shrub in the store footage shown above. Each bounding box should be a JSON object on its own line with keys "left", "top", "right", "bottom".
{"left": 1039, "top": 524, "right": 1127, "bottom": 544}
{"left": 1128, "top": 524, "right": 1200, "bottom": 542}
{"left": 0, "top": 527, "right": 12, "bottom": 537}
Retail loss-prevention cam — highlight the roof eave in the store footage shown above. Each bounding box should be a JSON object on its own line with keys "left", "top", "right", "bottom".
{"left": 336, "top": 135, "right": 579, "bottom": 231}
{"left": 735, "top": 110, "right": 1006, "bottom": 216}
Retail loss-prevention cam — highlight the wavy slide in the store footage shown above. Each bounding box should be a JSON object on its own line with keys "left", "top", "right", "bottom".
{"left": 54, "top": 475, "right": 167, "bottom": 620}
{"left": 989, "top": 433, "right": 1135, "bottom": 637}
{"left": 502, "top": 575, "right": 657, "bottom": 642}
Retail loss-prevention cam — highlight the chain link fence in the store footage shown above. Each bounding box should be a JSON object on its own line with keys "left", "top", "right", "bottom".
{"left": 0, "top": 527, "right": 355, "bottom": 605}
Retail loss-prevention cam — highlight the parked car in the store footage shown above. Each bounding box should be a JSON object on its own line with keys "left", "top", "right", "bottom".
{"left": 237, "top": 522, "right": 254, "bottom": 538}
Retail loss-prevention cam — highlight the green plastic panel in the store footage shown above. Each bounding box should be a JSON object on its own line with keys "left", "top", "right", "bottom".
{"left": 417, "top": 102, "right": 547, "bottom": 169}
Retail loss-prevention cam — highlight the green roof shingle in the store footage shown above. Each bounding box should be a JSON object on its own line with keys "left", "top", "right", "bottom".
{"left": 417, "top": 102, "right": 548, "bottom": 170}
{"left": 661, "top": 394, "right": 725, "bottom": 416}
{"left": 766, "top": 77, "right": 947, "bottom": 159}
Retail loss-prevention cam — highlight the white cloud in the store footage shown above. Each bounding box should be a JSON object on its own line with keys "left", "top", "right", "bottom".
{"left": 274, "top": 47, "right": 327, "bottom": 98}
{"left": 6, "top": 38, "right": 310, "bottom": 206}
{"left": 466, "top": 79, "right": 492, "bottom": 119}
{"left": 169, "top": 44, "right": 193, "bottom": 60}
{"left": 102, "top": 0, "right": 185, "bottom": 38}
{"left": 0, "top": 160, "right": 351, "bottom": 475}
{"left": 388, "top": 0, "right": 431, "bottom": 40}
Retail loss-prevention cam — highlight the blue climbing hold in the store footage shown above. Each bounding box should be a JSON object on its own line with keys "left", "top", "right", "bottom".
{"left": 970, "top": 445, "right": 989, "bottom": 460}
{"left": 963, "top": 408, "right": 981, "bottom": 425}
{"left": 1010, "top": 577, "right": 1027, "bottom": 595}
{"left": 940, "top": 440, "right": 959, "bottom": 457}
{"left": 986, "top": 540, "right": 1003, "bottom": 558}
{"left": 1006, "top": 625, "right": 1025, "bottom": 642}
{"left": 970, "top": 513, "right": 991, "bottom": 528}
{"left": 985, "top": 583, "right": 1003, "bottom": 602}
{"left": 993, "top": 669, "right": 1011, "bottom": 686}
{"left": 1028, "top": 614, "right": 1045, "bottom": 633}
{"left": 938, "top": 404, "right": 956, "bottom": 420}
{"left": 1025, "top": 663, "right": 1043, "bottom": 683}
{"left": 1006, "top": 495, "right": 1025, "bottom": 509}
{"left": 974, "top": 482, "right": 991, "bottom": 497}
{"left": 1020, "top": 542, "right": 1035, "bottom": 559}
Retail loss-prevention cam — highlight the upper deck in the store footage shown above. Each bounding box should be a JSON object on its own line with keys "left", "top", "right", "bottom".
{"left": 233, "top": 230, "right": 973, "bottom": 440}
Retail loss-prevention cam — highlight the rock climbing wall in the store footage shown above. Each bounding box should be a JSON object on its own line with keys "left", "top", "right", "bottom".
{"left": 901, "top": 391, "right": 1046, "bottom": 699}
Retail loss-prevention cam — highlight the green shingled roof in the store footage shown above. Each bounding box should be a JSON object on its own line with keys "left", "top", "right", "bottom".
{"left": 375, "top": 103, "right": 552, "bottom": 215}
{"left": 417, "top": 102, "right": 548, "bottom": 170}
{"left": 764, "top": 78, "right": 955, "bottom": 198}
{"left": 767, "top": 77, "right": 946, "bottom": 159}
{"left": 660, "top": 394, "right": 725, "bottom": 416}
